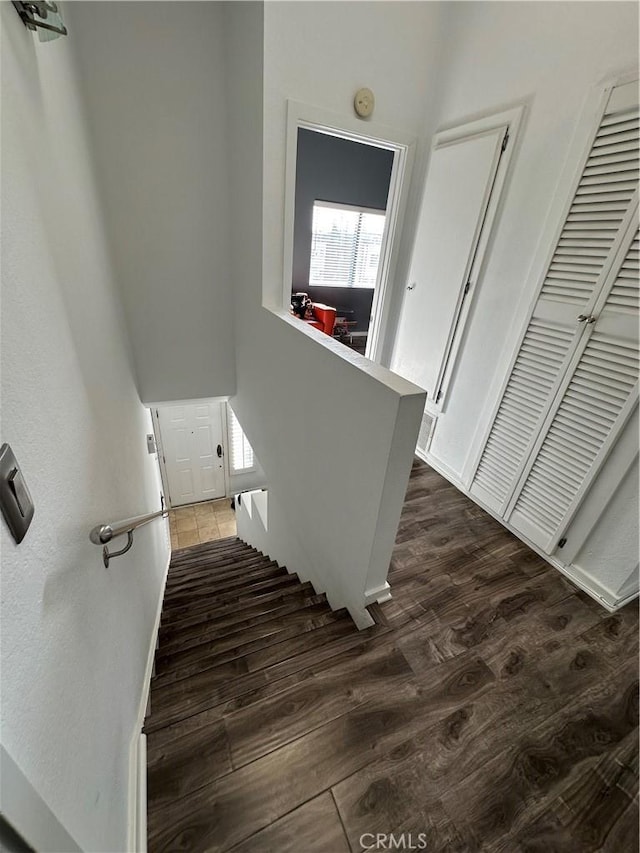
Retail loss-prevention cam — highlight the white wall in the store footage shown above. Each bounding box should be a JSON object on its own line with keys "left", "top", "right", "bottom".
{"left": 394, "top": 1, "right": 638, "bottom": 480}
{"left": 1, "top": 6, "right": 169, "bottom": 850}
{"left": 225, "top": 2, "right": 425, "bottom": 626}
{"left": 573, "top": 463, "right": 639, "bottom": 601}
{"left": 68, "top": 2, "right": 236, "bottom": 405}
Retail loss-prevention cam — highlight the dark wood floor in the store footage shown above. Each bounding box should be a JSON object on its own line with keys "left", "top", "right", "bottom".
{"left": 146, "top": 459, "right": 639, "bottom": 852}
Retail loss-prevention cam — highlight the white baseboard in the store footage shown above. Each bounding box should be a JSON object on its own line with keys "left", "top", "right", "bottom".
{"left": 416, "top": 448, "right": 638, "bottom": 613}
{"left": 554, "top": 561, "right": 638, "bottom": 612}
{"left": 127, "top": 549, "right": 171, "bottom": 852}
{"left": 364, "top": 581, "right": 392, "bottom": 605}
{"left": 348, "top": 605, "right": 376, "bottom": 630}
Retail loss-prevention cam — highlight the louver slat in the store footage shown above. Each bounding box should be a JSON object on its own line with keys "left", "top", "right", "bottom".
{"left": 540, "top": 108, "right": 639, "bottom": 304}
{"left": 511, "top": 331, "right": 639, "bottom": 541}
{"left": 472, "top": 321, "right": 574, "bottom": 503}
{"left": 607, "top": 232, "right": 640, "bottom": 314}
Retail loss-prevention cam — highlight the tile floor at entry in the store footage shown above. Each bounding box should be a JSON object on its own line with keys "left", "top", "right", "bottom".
{"left": 169, "top": 499, "right": 237, "bottom": 549}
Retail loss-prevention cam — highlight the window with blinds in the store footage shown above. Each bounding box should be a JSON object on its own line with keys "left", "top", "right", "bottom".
{"left": 470, "top": 79, "right": 639, "bottom": 553}
{"left": 309, "top": 201, "right": 385, "bottom": 288}
{"left": 228, "top": 408, "right": 255, "bottom": 473}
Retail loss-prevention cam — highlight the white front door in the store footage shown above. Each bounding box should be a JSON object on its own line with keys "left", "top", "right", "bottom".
{"left": 156, "top": 402, "right": 227, "bottom": 507}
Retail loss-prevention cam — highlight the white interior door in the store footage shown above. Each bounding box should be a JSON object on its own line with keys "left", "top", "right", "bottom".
{"left": 156, "top": 402, "right": 227, "bottom": 507}
{"left": 392, "top": 123, "right": 508, "bottom": 402}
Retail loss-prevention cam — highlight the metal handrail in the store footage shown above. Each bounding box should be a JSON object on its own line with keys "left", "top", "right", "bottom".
{"left": 89, "top": 501, "right": 168, "bottom": 567}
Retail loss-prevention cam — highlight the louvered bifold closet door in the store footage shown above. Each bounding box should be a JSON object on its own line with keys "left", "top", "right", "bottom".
{"left": 470, "top": 80, "right": 639, "bottom": 520}
{"left": 508, "top": 218, "right": 639, "bottom": 551}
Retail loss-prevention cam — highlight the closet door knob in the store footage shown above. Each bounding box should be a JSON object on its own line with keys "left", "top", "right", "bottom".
{"left": 577, "top": 314, "right": 588, "bottom": 322}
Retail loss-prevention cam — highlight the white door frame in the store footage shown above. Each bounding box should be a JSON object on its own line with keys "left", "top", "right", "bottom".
{"left": 151, "top": 400, "right": 231, "bottom": 509}
{"left": 282, "top": 100, "right": 416, "bottom": 364}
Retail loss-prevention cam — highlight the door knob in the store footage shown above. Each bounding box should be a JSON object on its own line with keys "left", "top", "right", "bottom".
{"left": 577, "top": 315, "right": 588, "bottom": 322}
{"left": 217, "top": 444, "right": 223, "bottom": 458}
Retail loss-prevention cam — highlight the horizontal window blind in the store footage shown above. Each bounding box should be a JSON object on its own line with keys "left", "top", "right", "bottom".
{"left": 309, "top": 202, "right": 385, "bottom": 289}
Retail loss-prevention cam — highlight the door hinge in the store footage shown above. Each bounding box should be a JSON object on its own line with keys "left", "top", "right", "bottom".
{"left": 463, "top": 280, "right": 471, "bottom": 296}
{"left": 501, "top": 129, "right": 509, "bottom": 152}
{"left": 162, "top": 455, "right": 166, "bottom": 464}
{"left": 436, "top": 389, "right": 443, "bottom": 403}
{"left": 558, "top": 537, "right": 567, "bottom": 549}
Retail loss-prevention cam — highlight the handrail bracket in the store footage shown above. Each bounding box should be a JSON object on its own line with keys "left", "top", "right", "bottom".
{"left": 89, "top": 498, "right": 167, "bottom": 568}
{"left": 102, "top": 530, "right": 134, "bottom": 568}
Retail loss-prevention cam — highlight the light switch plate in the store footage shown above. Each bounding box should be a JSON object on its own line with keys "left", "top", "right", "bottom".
{"left": 0, "top": 443, "right": 35, "bottom": 544}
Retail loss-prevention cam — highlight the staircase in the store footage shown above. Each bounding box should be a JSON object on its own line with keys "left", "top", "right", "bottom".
{"left": 144, "top": 537, "right": 359, "bottom": 734}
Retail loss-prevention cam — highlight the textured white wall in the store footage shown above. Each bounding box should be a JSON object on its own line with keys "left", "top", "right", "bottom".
{"left": 68, "top": 2, "right": 236, "bottom": 404}
{"left": 1, "top": 6, "right": 169, "bottom": 849}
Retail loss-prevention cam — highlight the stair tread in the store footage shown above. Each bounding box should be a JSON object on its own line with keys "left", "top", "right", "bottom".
{"left": 155, "top": 605, "right": 345, "bottom": 687}
{"left": 156, "top": 600, "right": 333, "bottom": 675}
{"left": 159, "top": 582, "right": 317, "bottom": 638}
{"left": 170, "top": 545, "right": 248, "bottom": 568}
{"left": 158, "top": 593, "right": 327, "bottom": 657}
{"left": 163, "top": 564, "right": 284, "bottom": 606}
{"left": 160, "top": 574, "right": 301, "bottom": 624}
{"left": 146, "top": 616, "right": 359, "bottom": 731}
{"left": 166, "top": 555, "right": 275, "bottom": 588}
{"left": 170, "top": 539, "right": 254, "bottom": 561}
{"left": 171, "top": 555, "right": 271, "bottom": 579}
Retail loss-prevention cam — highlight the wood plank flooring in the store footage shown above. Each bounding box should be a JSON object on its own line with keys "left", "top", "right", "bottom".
{"left": 146, "top": 459, "right": 639, "bottom": 852}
